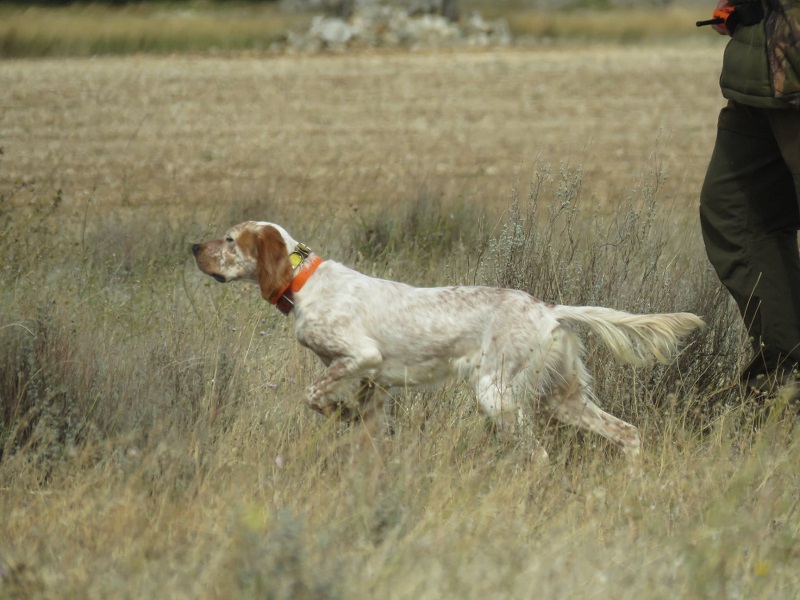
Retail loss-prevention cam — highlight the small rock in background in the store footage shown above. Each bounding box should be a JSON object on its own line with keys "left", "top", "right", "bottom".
{"left": 274, "top": 1, "right": 511, "bottom": 52}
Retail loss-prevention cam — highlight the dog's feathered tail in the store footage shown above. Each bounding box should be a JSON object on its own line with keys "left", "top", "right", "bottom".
{"left": 552, "top": 306, "right": 705, "bottom": 366}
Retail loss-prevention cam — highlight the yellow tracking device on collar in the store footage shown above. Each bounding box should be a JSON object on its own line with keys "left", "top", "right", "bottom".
{"left": 289, "top": 242, "right": 312, "bottom": 268}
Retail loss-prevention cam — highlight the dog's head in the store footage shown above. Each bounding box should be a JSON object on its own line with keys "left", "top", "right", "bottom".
{"left": 192, "top": 221, "right": 295, "bottom": 302}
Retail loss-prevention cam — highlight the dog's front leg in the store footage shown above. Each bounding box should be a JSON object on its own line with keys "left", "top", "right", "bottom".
{"left": 335, "top": 379, "right": 384, "bottom": 423}
{"left": 305, "top": 349, "right": 382, "bottom": 417}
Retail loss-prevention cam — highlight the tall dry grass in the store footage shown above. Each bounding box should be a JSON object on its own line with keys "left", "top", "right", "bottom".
{"left": 2, "top": 157, "right": 799, "bottom": 597}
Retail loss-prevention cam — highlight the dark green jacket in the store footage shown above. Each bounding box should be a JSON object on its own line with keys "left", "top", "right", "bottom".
{"left": 720, "top": 0, "right": 800, "bottom": 108}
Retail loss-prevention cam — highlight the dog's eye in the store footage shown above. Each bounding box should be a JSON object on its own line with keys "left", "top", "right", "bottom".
{"left": 225, "top": 236, "right": 234, "bottom": 243}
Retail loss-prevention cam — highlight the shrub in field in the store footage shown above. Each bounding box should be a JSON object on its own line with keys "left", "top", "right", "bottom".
{"left": 474, "top": 164, "right": 744, "bottom": 429}
{"left": 0, "top": 201, "right": 257, "bottom": 471}
{"left": 348, "top": 184, "right": 485, "bottom": 278}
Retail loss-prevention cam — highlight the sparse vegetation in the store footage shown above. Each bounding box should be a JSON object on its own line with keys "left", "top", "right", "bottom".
{"left": 1, "top": 20, "right": 799, "bottom": 599}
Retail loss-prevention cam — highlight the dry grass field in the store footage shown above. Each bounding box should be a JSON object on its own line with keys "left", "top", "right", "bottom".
{"left": 2, "top": 34, "right": 800, "bottom": 599}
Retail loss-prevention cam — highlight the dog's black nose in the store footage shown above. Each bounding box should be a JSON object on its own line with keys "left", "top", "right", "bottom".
{"left": 191, "top": 243, "right": 200, "bottom": 256}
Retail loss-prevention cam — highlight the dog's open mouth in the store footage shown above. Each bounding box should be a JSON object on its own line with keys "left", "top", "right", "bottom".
{"left": 211, "top": 274, "right": 226, "bottom": 283}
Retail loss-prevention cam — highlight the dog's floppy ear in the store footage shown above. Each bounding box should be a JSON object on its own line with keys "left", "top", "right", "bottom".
{"left": 255, "top": 225, "right": 294, "bottom": 302}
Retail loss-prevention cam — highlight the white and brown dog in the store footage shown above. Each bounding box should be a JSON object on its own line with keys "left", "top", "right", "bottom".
{"left": 193, "top": 221, "right": 704, "bottom": 460}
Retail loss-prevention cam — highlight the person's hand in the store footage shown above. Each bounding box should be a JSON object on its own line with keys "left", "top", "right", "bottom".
{"left": 713, "top": 0, "right": 732, "bottom": 35}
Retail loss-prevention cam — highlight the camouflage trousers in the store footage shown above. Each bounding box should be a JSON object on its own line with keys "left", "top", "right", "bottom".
{"left": 700, "top": 100, "right": 800, "bottom": 377}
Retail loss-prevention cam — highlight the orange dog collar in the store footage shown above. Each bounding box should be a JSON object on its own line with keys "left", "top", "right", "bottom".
{"left": 272, "top": 253, "right": 323, "bottom": 315}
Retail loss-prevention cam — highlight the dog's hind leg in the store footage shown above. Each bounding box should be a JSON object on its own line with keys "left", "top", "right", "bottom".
{"left": 545, "top": 384, "right": 641, "bottom": 459}
{"left": 543, "top": 328, "right": 641, "bottom": 459}
{"left": 475, "top": 375, "right": 517, "bottom": 428}
{"left": 475, "top": 370, "right": 549, "bottom": 464}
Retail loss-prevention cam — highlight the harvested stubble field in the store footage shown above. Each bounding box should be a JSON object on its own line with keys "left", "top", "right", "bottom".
{"left": 2, "top": 41, "right": 800, "bottom": 599}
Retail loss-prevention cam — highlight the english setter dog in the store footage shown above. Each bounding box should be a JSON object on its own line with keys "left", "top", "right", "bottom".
{"left": 193, "top": 221, "right": 703, "bottom": 460}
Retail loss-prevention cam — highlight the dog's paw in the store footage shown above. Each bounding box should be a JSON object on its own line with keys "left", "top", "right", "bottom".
{"left": 336, "top": 403, "right": 364, "bottom": 423}
{"left": 306, "top": 395, "right": 333, "bottom": 416}
{"left": 306, "top": 396, "right": 356, "bottom": 421}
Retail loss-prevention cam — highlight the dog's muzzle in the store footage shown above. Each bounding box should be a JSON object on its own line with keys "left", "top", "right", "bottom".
{"left": 192, "top": 243, "right": 226, "bottom": 283}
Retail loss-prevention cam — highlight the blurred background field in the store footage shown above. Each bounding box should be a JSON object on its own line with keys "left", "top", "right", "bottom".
{"left": 3, "top": 1, "right": 800, "bottom": 598}
{"left": 0, "top": 0, "right": 717, "bottom": 57}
